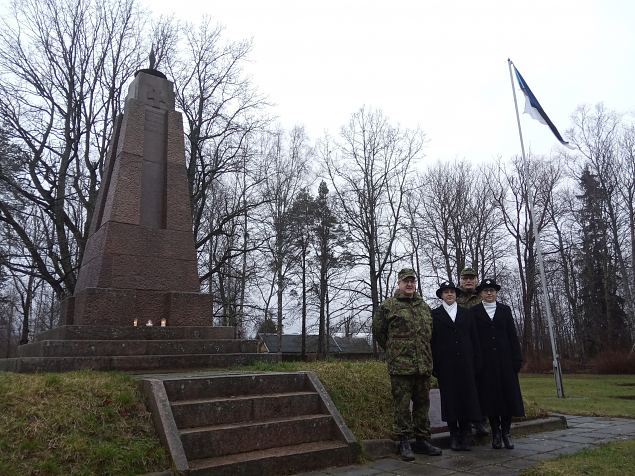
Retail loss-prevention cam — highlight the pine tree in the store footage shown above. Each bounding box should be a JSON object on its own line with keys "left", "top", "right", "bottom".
{"left": 576, "top": 167, "right": 629, "bottom": 357}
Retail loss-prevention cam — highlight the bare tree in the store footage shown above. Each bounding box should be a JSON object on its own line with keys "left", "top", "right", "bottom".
{"left": 254, "top": 127, "right": 310, "bottom": 352}
{"left": 323, "top": 107, "right": 425, "bottom": 335}
{"left": 488, "top": 155, "right": 564, "bottom": 360}
{"left": 0, "top": 0, "right": 145, "bottom": 298}
{"left": 165, "top": 17, "right": 268, "bottom": 252}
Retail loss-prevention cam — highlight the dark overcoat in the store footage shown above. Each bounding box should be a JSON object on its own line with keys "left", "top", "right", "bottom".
{"left": 431, "top": 305, "right": 482, "bottom": 422}
{"left": 471, "top": 302, "right": 525, "bottom": 417}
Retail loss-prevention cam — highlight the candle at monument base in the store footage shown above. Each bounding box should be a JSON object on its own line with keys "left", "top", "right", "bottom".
{"left": 146, "top": 320, "right": 153, "bottom": 326}
{"left": 160, "top": 318, "right": 167, "bottom": 327}
{"left": 133, "top": 318, "right": 138, "bottom": 327}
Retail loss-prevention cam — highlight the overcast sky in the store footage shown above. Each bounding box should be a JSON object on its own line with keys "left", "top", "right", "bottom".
{"left": 144, "top": 1, "right": 633, "bottom": 164}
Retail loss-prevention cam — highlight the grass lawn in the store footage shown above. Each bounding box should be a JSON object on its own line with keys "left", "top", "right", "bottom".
{"left": 520, "top": 439, "right": 635, "bottom": 476}
{"left": 518, "top": 373, "right": 635, "bottom": 475}
{"left": 520, "top": 373, "right": 635, "bottom": 418}
{"left": 0, "top": 370, "right": 168, "bottom": 476}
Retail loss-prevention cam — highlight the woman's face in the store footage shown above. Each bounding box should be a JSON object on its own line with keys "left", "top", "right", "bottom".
{"left": 480, "top": 287, "right": 498, "bottom": 303}
{"left": 441, "top": 288, "right": 456, "bottom": 305}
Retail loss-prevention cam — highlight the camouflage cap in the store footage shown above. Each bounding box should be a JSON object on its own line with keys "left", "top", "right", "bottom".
{"left": 398, "top": 268, "right": 417, "bottom": 280}
{"left": 460, "top": 267, "right": 477, "bottom": 277}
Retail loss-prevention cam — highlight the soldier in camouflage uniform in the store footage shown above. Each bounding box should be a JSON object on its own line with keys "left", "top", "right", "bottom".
{"left": 456, "top": 266, "right": 490, "bottom": 437}
{"left": 372, "top": 268, "right": 442, "bottom": 461}
{"left": 456, "top": 267, "right": 482, "bottom": 309}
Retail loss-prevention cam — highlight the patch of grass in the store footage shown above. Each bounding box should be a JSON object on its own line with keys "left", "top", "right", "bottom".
{"left": 0, "top": 370, "right": 168, "bottom": 476}
{"left": 236, "top": 359, "right": 545, "bottom": 440}
{"left": 519, "top": 374, "right": 635, "bottom": 418}
{"left": 520, "top": 439, "right": 635, "bottom": 476}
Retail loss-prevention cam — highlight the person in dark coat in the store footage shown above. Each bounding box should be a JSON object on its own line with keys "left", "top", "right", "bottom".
{"left": 431, "top": 281, "right": 482, "bottom": 451}
{"left": 471, "top": 278, "right": 525, "bottom": 450}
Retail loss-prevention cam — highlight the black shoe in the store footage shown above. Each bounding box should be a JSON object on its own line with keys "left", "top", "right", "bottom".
{"left": 459, "top": 434, "right": 471, "bottom": 451}
{"left": 450, "top": 435, "right": 461, "bottom": 451}
{"left": 398, "top": 437, "right": 415, "bottom": 461}
{"left": 502, "top": 433, "right": 514, "bottom": 449}
{"left": 492, "top": 432, "right": 503, "bottom": 449}
{"left": 413, "top": 438, "right": 442, "bottom": 456}
{"left": 473, "top": 421, "right": 489, "bottom": 436}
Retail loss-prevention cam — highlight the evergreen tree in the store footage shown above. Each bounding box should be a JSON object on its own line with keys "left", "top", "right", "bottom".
{"left": 312, "top": 181, "right": 351, "bottom": 357}
{"left": 576, "top": 167, "right": 630, "bottom": 357}
{"left": 286, "top": 188, "right": 318, "bottom": 359}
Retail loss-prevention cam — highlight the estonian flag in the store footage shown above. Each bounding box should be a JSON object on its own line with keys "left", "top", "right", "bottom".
{"left": 513, "top": 66, "right": 574, "bottom": 149}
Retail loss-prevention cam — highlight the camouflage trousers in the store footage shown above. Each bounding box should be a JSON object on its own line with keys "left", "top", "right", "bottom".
{"left": 390, "top": 374, "right": 431, "bottom": 439}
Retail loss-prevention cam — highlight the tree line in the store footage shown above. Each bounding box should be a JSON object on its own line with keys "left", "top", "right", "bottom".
{"left": 0, "top": 0, "right": 633, "bottom": 363}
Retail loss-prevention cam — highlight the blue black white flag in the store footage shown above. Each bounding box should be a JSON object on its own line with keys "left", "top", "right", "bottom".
{"left": 513, "top": 66, "right": 574, "bottom": 149}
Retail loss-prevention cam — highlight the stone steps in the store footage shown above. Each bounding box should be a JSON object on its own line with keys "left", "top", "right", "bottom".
{"left": 187, "top": 441, "right": 352, "bottom": 476}
{"left": 181, "top": 414, "right": 336, "bottom": 460}
{"left": 0, "top": 325, "right": 275, "bottom": 373}
{"left": 0, "top": 353, "right": 279, "bottom": 373}
{"left": 164, "top": 372, "right": 308, "bottom": 400}
{"left": 33, "top": 325, "right": 235, "bottom": 341}
{"left": 142, "top": 372, "right": 357, "bottom": 475}
{"left": 17, "top": 339, "right": 259, "bottom": 357}
{"left": 171, "top": 391, "right": 321, "bottom": 427}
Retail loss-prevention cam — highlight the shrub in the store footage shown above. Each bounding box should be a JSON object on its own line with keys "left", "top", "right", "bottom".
{"left": 591, "top": 350, "right": 635, "bottom": 374}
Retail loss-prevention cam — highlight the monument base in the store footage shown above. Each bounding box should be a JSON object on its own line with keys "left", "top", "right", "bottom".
{"left": 62, "top": 287, "right": 212, "bottom": 327}
{"left": 0, "top": 325, "right": 278, "bottom": 373}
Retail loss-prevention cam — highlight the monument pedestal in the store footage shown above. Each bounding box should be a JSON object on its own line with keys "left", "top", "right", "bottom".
{"left": 0, "top": 69, "right": 274, "bottom": 372}
{"left": 64, "top": 289, "right": 211, "bottom": 327}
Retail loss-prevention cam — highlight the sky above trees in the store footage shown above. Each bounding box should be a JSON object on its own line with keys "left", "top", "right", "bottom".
{"left": 140, "top": 0, "right": 635, "bottom": 164}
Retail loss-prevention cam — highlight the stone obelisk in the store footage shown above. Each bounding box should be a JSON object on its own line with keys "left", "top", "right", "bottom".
{"left": 63, "top": 67, "right": 211, "bottom": 327}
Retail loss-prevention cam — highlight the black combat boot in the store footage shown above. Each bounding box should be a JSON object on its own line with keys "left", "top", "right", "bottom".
{"left": 398, "top": 436, "right": 415, "bottom": 461}
{"left": 413, "top": 438, "right": 442, "bottom": 456}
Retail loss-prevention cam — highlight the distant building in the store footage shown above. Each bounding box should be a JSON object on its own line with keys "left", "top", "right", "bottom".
{"left": 257, "top": 333, "right": 373, "bottom": 360}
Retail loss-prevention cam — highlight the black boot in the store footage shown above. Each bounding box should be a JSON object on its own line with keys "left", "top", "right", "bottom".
{"left": 398, "top": 437, "right": 415, "bottom": 461}
{"left": 492, "top": 431, "right": 503, "bottom": 449}
{"left": 502, "top": 433, "right": 514, "bottom": 449}
{"left": 473, "top": 420, "right": 489, "bottom": 436}
{"left": 450, "top": 434, "right": 461, "bottom": 451}
{"left": 413, "top": 438, "right": 442, "bottom": 456}
{"left": 459, "top": 432, "right": 471, "bottom": 451}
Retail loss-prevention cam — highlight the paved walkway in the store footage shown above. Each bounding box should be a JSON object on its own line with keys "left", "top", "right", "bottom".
{"left": 298, "top": 415, "right": 635, "bottom": 475}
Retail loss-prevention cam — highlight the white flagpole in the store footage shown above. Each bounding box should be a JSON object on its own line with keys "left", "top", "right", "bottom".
{"left": 507, "top": 59, "right": 565, "bottom": 398}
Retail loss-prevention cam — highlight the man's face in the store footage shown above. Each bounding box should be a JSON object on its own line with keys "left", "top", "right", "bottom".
{"left": 441, "top": 288, "right": 456, "bottom": 305}
{"left": 480, "top": 287, "right": 498, "bottom": 303}
{"left": 398, "top": 277, "right": 417, "bottom": 296}
{"left": 460, "top": 274, "right": 477, "bottom": 290}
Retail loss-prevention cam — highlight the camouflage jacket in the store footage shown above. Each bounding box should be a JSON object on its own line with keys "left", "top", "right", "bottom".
{"left": 456, "top": 289, "right": 482, "bottom": 309}
{"left": 372, "top": 291, "right": 433, "bottom": 376}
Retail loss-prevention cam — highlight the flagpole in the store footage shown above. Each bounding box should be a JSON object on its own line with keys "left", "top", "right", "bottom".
{"left": 507, "top": 59, "right": 565, "bottom": 398}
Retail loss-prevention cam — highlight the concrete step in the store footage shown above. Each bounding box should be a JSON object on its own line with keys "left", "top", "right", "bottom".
{"left": 0, "top": 353, "right": 279, "bottom": 373}
{"left": 180, "top": 414, "right": 337, "bottom": 460}
{"left": 171, "top": 391, "right": 323, "bottom": 428}
{"left": 164, "top": 373, "right": 309, "bottom": 401}
{"left": 188, "top": 440, "right": 353, "bottom": 476}
{"left": 33, "top": 325, "right": 235, "bottom": 341}
{"left": 18, "top": 339, "right": 259, "bottom": 357}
